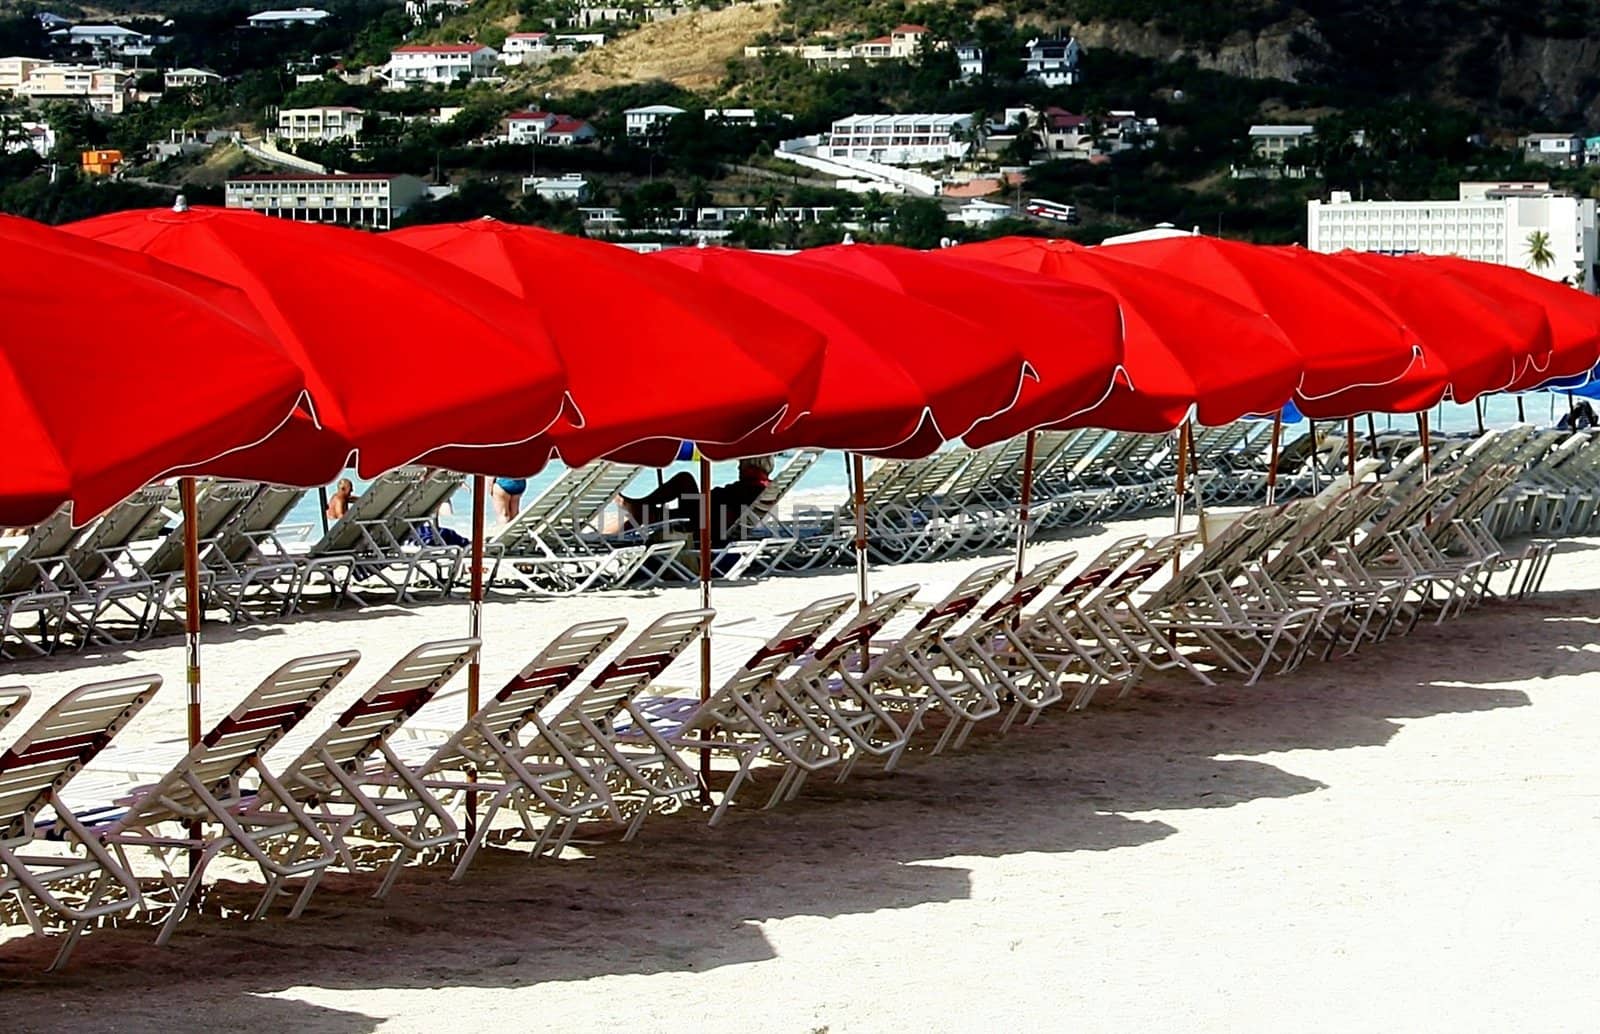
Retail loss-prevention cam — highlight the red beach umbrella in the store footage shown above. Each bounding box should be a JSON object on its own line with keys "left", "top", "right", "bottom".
{"left": 792, "top": 242, "right": 1124, "bottom": 444}
{"left": 947, "top": 236, "right": 1302, "bottom": 435}
{"left": 0, "top": 213, "right": 305, "bottom": 527}
{"left": 64, "top": 204, "right": 572, "bottom": 484}
{"left": 1101, "top": 235, "right": 1422, "bottom": 404}
{"left": 388, "top": 219, "right": 827, "bottom": 469}
{"left": 1318, "top": 250, "right": 1551, "bottom": 407}
{"left": 651, "top": 245, "right": 1030, "bottom": 457}
{"left": 1406, "top": 254, "right": 1600, "bottom": 390}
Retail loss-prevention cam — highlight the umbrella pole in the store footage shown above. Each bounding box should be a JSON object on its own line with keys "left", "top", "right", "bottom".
{"left": 852, "top": 454, "right": 868, "bottom": 608}
{"left": 1265, "top": 411, "right": 1283, "bottom": 506}
{"left": 698, "top": 457, "right": 713, "bottom": 807}
{"left": 1187, "top": 420, "right": 1205, "bottom": 539}
{"left": 1308, "top": 420, "right": 1321, "bottom": 495}
{"left": 1172, "top": 422, "right": 1189, "bottom": 537}
{"left": 1419, "top": 412, "right": 1431, "bottom": 483}
{"left": 1366, "top": 413, "right": 1379, "bottom": 456}
{"left": 465, "top": 474, "right": 486, "bottom": 840}
{"left": 316, "top": 485, "right": 330, "bottom": 535}
{"left": 1569, "top": 392, "right": 1578, "bottom": 426}
{"left": 1345, "top": 417, "right": 1357, "bottom": 483}
{"left": 1014, "top": 431, "right": 1036, "bottom": 581}
{"left": 1517, "top": 395, "right": 1526, "bottom": 423}
{"left": 180, "top": 477, "right": 202, "bottom": 749}
{"left": 179, "top": 477, "right": 203, "bottom": 873}
{"left": 1475, "top": 398, "right": 1486, "bottom": 436}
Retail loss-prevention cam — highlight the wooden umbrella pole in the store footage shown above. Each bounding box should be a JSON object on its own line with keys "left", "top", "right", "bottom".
{"left": 180, "top": 477, "right": 202, "bottom": 748}
{"left": 1172, "top": 422, "right": 1189, "bottom": 536}
{"left": 465, "top": 475, "right": 486, "bottom": 840}
{"left": 1366, "top": 413, "right": 1379, "bottom": 455}
{"left": 698, "top": 457, "right": 713, "bottom": 806}
{"left": 852, "top": 453, "right": 868, "bottom": 608}
{"left": 467, "top": 475, "right": 486, "bottom": 714}
{"left": 1419, "top": 411, "right": 1431, "bottom": 483}
{"left": 1265, "top": 411, "right": 1283, "bottom": 506}
{"left": 179, "top": 476, "right": 203, "bottom": 873}
{"left": 1187, "top": 418, "right": 1204, "bottom": 537}
{"left": 1014, "top": 431, "right": 1037, "bottom": 581}
{"left": 1345, "top": 416, "right": 1357, "bottom": 482}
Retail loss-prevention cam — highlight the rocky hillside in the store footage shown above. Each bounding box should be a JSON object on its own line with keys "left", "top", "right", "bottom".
{"left": 772, "top": 0, "right": 1600, "bottom": 125}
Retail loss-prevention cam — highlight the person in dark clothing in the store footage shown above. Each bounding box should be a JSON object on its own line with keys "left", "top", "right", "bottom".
{"left": 1557, "top": 398, "right": 1597, "bottom": 431}
{"left": 620, "top": 456, "right": 774, "bottom": 547}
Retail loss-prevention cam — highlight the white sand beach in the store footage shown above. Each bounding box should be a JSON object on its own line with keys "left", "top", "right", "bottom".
{"left": 1, "top": 514, "right": 1597, "bottom": 1033}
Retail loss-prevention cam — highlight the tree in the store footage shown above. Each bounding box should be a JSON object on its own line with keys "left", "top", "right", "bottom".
{"left": 888, "top": 198, "right": 949, "bottom": 249}
{"left": 1525, "top": 230, "right": 1556, "bottom": 272}
{"left": 1002, "top": 110, "right": 1039, "bottom": 166}
{"left": 685, "top": 176, "right": 713, "bottom": 224}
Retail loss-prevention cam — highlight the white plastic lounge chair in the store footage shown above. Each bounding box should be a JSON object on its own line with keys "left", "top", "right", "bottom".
{"left": 0, "top": 676, "right": 159, "bottom": 969}
{"left": 95, "top": 653, "right": 358, "bottom": 946}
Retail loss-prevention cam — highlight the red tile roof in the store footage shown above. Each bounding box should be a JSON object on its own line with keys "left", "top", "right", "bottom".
{"left": 506, "top": 110, "right": 553, "bottom": 120}
{"left": 547, "top": 116, "right": 590, "bottom": 135}
{"left": 393, "top": 43, "right": 489, "bottom": 54}
{"left": 893, "top": 24, "right": 929, "bottom": 33}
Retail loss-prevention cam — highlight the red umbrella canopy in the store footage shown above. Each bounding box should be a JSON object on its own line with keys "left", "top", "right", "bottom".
{"left": 0, "top": 214, "right": 306, "bottom": 526}
{"left": 387, "top": 219, "right": 826, "bottom": 469}
{"left": 1405, "top": 254, "right": 1600, "bottom": 390}
{"left": 791, "top": 242, "right": 1124, "bottom": 444}
{"left": 1319, "top": 250, "right": 1551, "bottom": 407}
{"left": 64, "top": 205, "right": 571, "bottom": 484}
{"left": 1101, "top": 235, "right": 1422, "bottom": 405}
{"left": 947, "top": 236, "right": 1302, "bottom": 435}
{"left": 649, "top": 246, "right": 1030, "bottom": 457}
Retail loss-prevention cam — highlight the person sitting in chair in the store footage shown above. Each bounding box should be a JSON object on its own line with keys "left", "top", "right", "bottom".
{"left": 620, "top": 456, "right": 774, "bottom": 548}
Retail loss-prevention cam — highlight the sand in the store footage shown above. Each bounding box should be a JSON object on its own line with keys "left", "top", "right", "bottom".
{"left": 1, "top": 513, "right": 1598, "bottom": 1032}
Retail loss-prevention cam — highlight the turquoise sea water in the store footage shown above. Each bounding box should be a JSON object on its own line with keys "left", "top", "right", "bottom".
{"left": 282, "top": 392, "right": 1579, "bottom": 537}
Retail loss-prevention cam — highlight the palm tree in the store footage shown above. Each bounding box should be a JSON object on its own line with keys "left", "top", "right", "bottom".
{"left": 1525, "top": 230, "right": 1556, "bottom": 272}
{"left": 685, "top": 176, "right": 712, "bottom": 226}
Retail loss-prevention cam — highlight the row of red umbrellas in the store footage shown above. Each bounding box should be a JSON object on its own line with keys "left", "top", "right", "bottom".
{"left": 9, "top": 206, "right": 1600, "bottom": 527}
{"left": 10, "top": 204, "right": 1600, "bottom": 760}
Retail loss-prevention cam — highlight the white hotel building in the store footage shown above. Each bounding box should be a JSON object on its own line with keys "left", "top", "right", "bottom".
{"left": 1307, "top": 183, "right": 1600, "bottom": 292}
{"left": 823, "top": 113, "right": 973, "bottom": 166}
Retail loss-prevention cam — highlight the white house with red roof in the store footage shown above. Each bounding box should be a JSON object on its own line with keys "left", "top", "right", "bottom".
{"left": 851, "top": 23, "right": 929, "bottom": 60}
{"left": 382, "top": 42, "right": 498, "bottom": 89}
{"left": 501, "top": 110, "right": 595, "bottom": 146}
{"left": 543, "top": 115, "right": 595, "bottom": 146}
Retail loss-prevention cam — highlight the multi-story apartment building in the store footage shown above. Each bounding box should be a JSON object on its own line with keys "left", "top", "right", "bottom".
{"left": 823, "top": 113, "right": 973, "bottom": 165}
{"left": 276, "top": 105, "right": 366, "bottom": 143}
{"left": 1307, "top": 183, "right": 1600, "bottom": 292}
{"left": 15, "top": 64, "right": 134, "bottom": 114}
{"left": 225, "top": 172, "right": 430, "bottom": 229}
{"left": 382, "top": 43, "right": 498, "bottom": 90}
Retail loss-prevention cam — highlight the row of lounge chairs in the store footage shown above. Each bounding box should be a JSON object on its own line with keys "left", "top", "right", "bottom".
{"left": 4, "top": 423, "right": 1594, "bottom": 659}
{"left": 0, "top": 455, "right": 1551, "bottom": 968}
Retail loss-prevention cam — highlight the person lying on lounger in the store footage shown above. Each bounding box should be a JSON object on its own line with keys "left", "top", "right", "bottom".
{"left": 619, "top": 456, "right": 773, "bottom": 547}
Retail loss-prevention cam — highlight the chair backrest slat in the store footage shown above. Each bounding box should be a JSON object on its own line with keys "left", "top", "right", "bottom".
{"left": 550, "top": 610, "right": 713, "bottom": 732}
{"left": 288, "top": 639, "right": 477, "bottom": 786}
{"left": 0, "top": 676, "right": 160, "bottom": 836}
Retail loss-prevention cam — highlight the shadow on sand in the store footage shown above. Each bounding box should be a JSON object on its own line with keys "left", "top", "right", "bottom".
{"left": 1, "top": 590, "right": 1588, "bottom": 1032}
